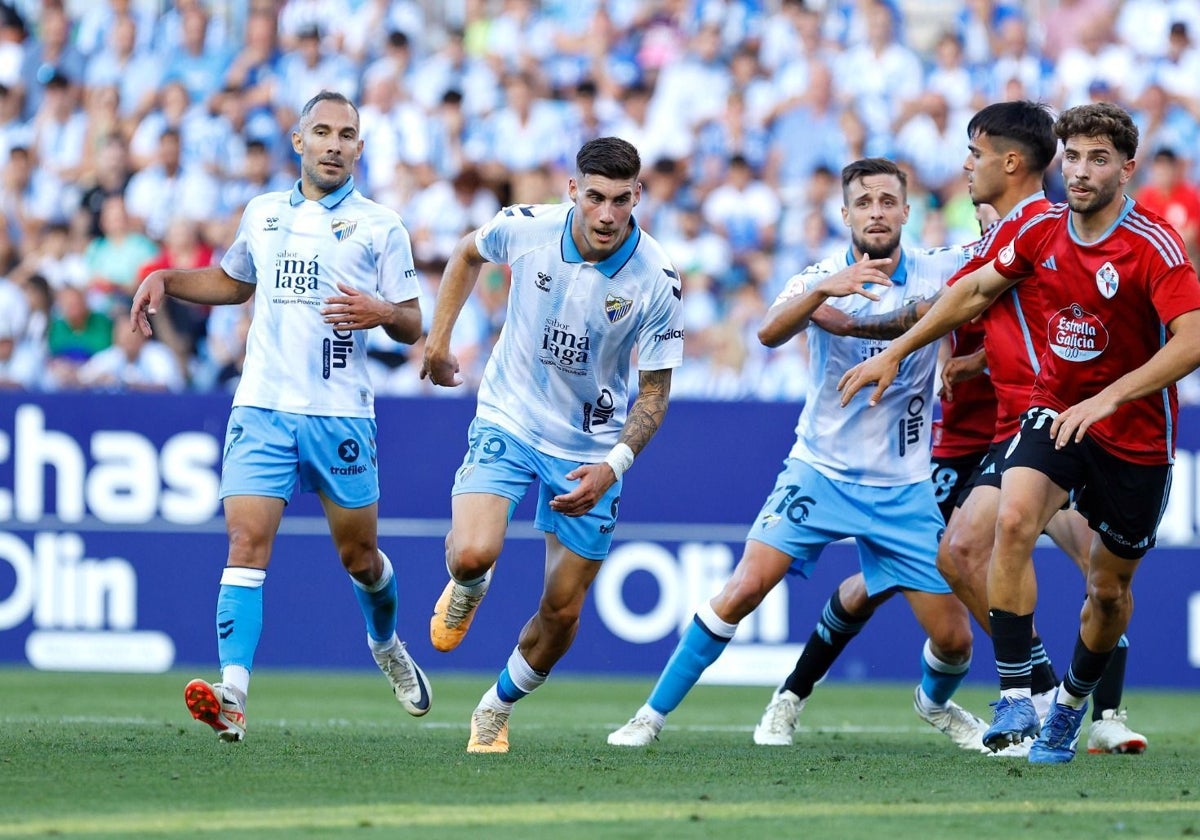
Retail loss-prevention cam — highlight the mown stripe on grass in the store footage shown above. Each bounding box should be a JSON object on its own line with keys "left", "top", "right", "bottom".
{"left": 3, "top": 798, "right": 1199, "bottom": 835}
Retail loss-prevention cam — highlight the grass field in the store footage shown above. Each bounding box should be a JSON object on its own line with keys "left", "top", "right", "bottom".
{"left": 1, "top": 668, "right": 1197, "bottom": 839}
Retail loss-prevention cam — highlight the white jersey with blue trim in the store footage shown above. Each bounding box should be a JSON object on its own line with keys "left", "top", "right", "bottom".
{"left": 221, "top": 178, "right": 420, "bottom": 418}
{"left": 778, "top": 245, "right": 970, "bottom": 486}
{"left": 475, "top": 202, "right": 683, "bottom": 461}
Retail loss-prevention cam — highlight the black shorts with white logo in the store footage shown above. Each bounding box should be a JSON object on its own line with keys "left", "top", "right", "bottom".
{"left": 1005, "top": 407, "right": 1171, "bottom": 560}
{"left": 930, "top": 451, "right": 988, "bottom": 523}
{"left": 962, "top": 437, "right": 1013, "bottom": 493}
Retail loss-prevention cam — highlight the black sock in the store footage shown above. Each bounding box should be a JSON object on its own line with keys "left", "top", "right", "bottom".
{"left": 989, "top": 610, "right": 1034, "bottom": 692}
{"left": 1091, "top": 637, "right": 1127, "bottom": 720}
{"left": 1062, "top": 633, "right": 1114, "bottom": 701}
{"left": 781, "top": 589, "right": 870, "bottom": 699}
{"left": 1030, "top": 635, "right": 1059, "bottom": 695}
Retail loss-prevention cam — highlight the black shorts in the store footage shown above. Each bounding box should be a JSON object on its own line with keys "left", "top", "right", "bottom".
{"left": 1005, "top": 407, "right": 1172, "bottom": 560}
{"left": 930, "top": 451, "right": 987, "bottom": 524}
{"left": 962, "top": 437, "right": 1013, "bottom": 493}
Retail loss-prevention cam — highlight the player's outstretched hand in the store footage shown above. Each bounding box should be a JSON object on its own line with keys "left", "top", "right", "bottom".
{"left": 419, "top": 345, "right": 463, "bottom": 387}
{"left": 322, "top": 282, "right": 387, "bottom": 330}
{"left": 838, "top": 352, "right": 899, "bottom": 407}
{"left": 821, "top": 254, "right": 894, "bottom": 301}
{"left": 1048, "top": 393, "right": 1118, "bottom": 448}
{"left": 130, "top": 271, "right": 166, "bottom": 337}
{"left": 549, "top": 463, "right": 614, "bottom": 517}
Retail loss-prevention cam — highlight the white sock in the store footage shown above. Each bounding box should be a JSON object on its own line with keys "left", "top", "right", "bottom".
{"left": 636, "top": 704, "right": 665, "bottom": 728}
{"left": 1056, "top": 683, "right": 1089, "bottom": 709}
{"left": 479, "top": 684, "right": 514, "bottom": 714}
{"left": 368, "top": 632, "right": 399, "bottom": 654}
{"left": 221, "top": 665, "right": 251, "bottom": 697}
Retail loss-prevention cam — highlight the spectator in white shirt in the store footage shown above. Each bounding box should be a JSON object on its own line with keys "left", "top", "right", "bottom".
{"left": 78, "top": 309, "right": 185, "bottom": 392}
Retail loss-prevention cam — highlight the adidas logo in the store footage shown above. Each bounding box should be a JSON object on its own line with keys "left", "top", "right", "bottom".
{"left": 1041, "top": 256, "right": 1058, "bottom": 271}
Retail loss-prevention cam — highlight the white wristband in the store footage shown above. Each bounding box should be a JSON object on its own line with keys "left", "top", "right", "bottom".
{"left": 603, "top": 443, "right": 635, "bottom": 481}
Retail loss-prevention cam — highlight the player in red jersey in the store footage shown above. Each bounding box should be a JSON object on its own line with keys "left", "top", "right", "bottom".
{"left": 839, "top": 102, "right": 1200, "bottom": 764}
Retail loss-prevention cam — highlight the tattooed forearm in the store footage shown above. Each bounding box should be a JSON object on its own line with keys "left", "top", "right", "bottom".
{"left": 620, "top": 368, "right": 672, "bottom": 455}
{"left": 842, "top": 294, "right": 938, "bottom": 340}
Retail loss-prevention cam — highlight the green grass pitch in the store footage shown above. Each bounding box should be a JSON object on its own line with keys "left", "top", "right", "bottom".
{"left": 1, "top": 668, "right": 1197, "bottom": 838}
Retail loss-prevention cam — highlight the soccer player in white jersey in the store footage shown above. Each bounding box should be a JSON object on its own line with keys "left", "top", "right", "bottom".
{"left": 420, "top": 136, "right": 684, "bottom": 753}
{"left": 608, "top": 158, "right": 987, "bottom": 748}
{"left": 130, "top": 91, "right": 431, "bottom": 741}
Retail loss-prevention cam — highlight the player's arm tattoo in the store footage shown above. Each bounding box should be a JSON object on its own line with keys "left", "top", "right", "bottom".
{"left": 841, "top": 292, "right": 940, "bottom": 340}
{"left": 620, "top": 368, "right": 672, "bottom": 455}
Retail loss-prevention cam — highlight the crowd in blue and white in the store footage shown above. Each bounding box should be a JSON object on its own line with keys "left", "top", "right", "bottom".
{"left": 2, "top": 0, "right": 1200, "bottom": 401}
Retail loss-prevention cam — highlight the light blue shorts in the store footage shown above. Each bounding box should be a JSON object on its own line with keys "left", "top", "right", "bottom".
{"left": 219, "top": 406, "right": 379, "bottom": 509}
{"left": 451, "top": 419, "right": 621, "bottom": 561}
{"left": 746, "top": 458, "right": 950, "bottom": 596}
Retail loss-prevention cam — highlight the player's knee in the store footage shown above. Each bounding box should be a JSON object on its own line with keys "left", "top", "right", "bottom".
{"left": 447, "top": 540, "right": 499, "bottom": 578}
{"left": 930, "top": 624, "right": 973, "bottom": 664}
{"left": 713, "top": 578, "right": 767, "bottom": 623}
{"left": 226, "top": 525, "right": 272, "bottom": 567}
{"left": 1087, "top": 571, "right": 1132, "bottom": 614}
{"left": 993, "top": 503, "right": 1039, "bottom": 550}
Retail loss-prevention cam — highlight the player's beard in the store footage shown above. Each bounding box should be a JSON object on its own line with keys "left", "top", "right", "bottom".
{"left": 1065, "top": 176, "right": 1120, "bottom": 215}
{"left": 851, "top": 228, "right": 901, "bottom": 261}
{"left": 303, "top": 159, "right": 350, "bottom": 194}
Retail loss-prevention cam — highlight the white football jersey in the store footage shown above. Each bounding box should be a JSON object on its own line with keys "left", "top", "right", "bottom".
{"left": 221, "top": 178, "right": 420, "bottom": 418}
{"left": 778, "top": 245, "right": 970, "bottom": 486}
{"left": 475, "top": 203, "right": 684, "bottom": 461}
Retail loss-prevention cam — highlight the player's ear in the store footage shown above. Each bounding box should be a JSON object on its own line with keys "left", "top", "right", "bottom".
{"left": 291, "top": 129, "right": 303, "bottom": 155}
{"left": 632, "top": 181, "right": 642, "bottom": 206}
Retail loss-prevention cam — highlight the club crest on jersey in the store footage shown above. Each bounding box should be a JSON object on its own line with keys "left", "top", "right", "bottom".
{"left": 332, "top": 218, "right": 358, "bottom": 242}
{"left": 998, "top": 241, "right": 1015, "bottom": 265}
{"left": 1096, "top": 261, "right": 1119, "bottom": 299}
{"left": 605, "top": 294, "right": 633, "bottom": 323}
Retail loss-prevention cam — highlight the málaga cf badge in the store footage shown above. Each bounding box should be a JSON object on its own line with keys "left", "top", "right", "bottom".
{"left": 332, "top": 219, "right": 358, "bottom": 242}
{"left": 605, "top": 294, "right": 633, "bottom": 323}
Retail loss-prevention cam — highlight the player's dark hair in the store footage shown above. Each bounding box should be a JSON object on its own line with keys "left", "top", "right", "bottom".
{"left": 1055, "top": 102, "right": 1139, "bottom": 160}
{"left": 299, "top": 90, "right": 360, "bottom": 132}
{"left": 841, "top": 157, "right": 907, "bottom": 200}
{"left": 576, "top": 137, "right": 641, "bottom": 181}
{"left": 967, "top": 101, "right": 1058, "bottom": 172}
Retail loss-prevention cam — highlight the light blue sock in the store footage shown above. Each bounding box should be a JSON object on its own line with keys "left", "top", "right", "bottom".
{"left": 646, "top": 603, "right": 737, "bottom": 716}
{"left": 496, "top": 647, "right": 548, "bottom": 703}
{"left": 352, "top": 550, "right": 397, "bottom": 645}
{"left": 216, "top": 567, "right": 266, "bottom": 672}
{"left": 919, "top": 638, "right": 970, "bottom": 705}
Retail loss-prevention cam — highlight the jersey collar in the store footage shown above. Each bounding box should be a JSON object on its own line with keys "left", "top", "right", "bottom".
{"left": 1067, "top": 194, "right": 1132, "bottom": 245}
{"left": 561, "top": 208, "right": 642, "bottom": 278}
{"left": 1005, "top": 190, "right": 1045, "bottom": 220}
{"left": 289, "top": 176, "right": 357, "bottom": 208}
{"left": 845, "top": 246, "right": 908, "bottom": 285}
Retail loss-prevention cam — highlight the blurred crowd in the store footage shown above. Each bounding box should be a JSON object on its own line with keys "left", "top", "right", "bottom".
{"left": 2, "top": 0, "right": 1200, "bottom": 402}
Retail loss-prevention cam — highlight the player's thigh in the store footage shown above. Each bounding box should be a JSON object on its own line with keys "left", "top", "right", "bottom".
{"left": 1074, "top": 442, "right": 1170, "bottom": 561}
{"left": 219, "top": 406, "right": 301, "bottom": 501}
{"left": 222, "top": 494, "right": 286, "bottom": 567}
{"left": 534, "top": 457, "right": 622, "bottom": 561}
{"left": 996, "top": 465, "right": 1069, "bottom": 547}
{"left": 1043, "top": 507, "right": 1093, "bottom": 574}
{"left": 711, "top": 538, "right": 797, "bottom": 621}
{"left": 450, "top": 419, "right": 539, "bottom": 559}
{"left": 856, "top": 481, "right": 949, "bottom": 596}
{"left": 296, "top": 415, "right": 380, "bottom": 508}
{"left": 941, "top": 483, "right": 1000, "bottom": 573}
{"left": 745, "top": 458, "right": 853, "bottom": 580}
